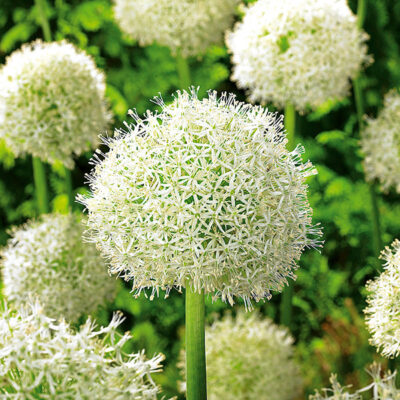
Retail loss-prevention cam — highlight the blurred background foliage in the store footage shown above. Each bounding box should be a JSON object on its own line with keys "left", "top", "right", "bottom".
{"left": 1, "top": 0, "right": 400, "bottom": 398}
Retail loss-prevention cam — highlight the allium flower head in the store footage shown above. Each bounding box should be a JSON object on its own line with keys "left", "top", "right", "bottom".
{"left": 1, "top": 213, "right": 116, "bottom": 322}
{"left": 361, "top": 89, "right": 400, "bottom": 193}
{"left": 78, "top": 89, "right": 321, "bottom": 306}
{"left": 364, "top": 239, "right": 400, "bottom": 358}
{"left": 226, "top": 0, "right": 370, "bottom": 112}
{"left": 0, "top": 302, "right": 165, "bottom": 399}
{"left": 310, "top": 363, "right": 399, "bottom": 399}
{"left": 179, "top": 311, "right": 302, "bottom": 400}
{"left": 113, "top": 0, "right": 238, "bottom": 57}
{"left": 0, "top": 40, "right": 111, "bottom": 168}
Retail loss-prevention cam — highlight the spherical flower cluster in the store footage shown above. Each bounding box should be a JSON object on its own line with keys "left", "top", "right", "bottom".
{"left": 0, "top": 40, "right": 111, "bottom": 168}
{"left": 78, "top": 89, "right": 321, "bottom": 306}
{"left": 1, "top": 213, "right": 116, "bottom": 322}
{"left": 113, "top": 0, "right": 238, "bottom": 57}
{"left": 364, "top": 239, "right": 400, "bottom": 358}
{"left": 0, "top": 302, "right": 165, "bottom": 399}
{"left": 361, "top": 90, "right": 400, "bottom": 193}
{"left": 310, "top": 363, "right": 399, "bottom": 399}
{"left": 179, "top": 311, "right": 302, "bottom": 400}
{"left": 226, "top": 0, "right": 370, "bottom": 112}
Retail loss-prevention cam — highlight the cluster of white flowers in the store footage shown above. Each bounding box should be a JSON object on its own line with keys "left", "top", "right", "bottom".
{"left": 78, "top": 89, "right": 321, "bottom": 307}
{"left": 0, "top": 40, "right": 111, "bottom": 168}
{"left": 1, "top": 213, "right": 116, "bottom": 323}
{"left": 179, "top": 311, "right": 302, "bottom": 400}
{"left": 226, "top": 0, "right": 370, "bottom": 112}
{"left": 361, "top": 90, "right": 400, "bottom": 193}
{"left": 113, "top": 0, "right": 238, "bottom": 57}
{"left": 310, "top": 363, "right": 400, "bottom": 399}
{"left": 364, "top": 239, "right": 400, "bottom": 358}
{"left": 0, "top": 302, "right": 165, "bottom": 399}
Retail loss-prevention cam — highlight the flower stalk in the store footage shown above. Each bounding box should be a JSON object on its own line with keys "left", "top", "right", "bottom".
{"left": 186, "top": 286, "right": 207, "bottom": 400}
{"left": 353, "top": 0, "right": 382, "bottom": 261}
{"left": 35, "top": 0, "right": 75, "bottom": 211}
{"left": 176, "top": 51, "right": 191, "bottom": 89}
{"left": 32, "top": 156, "right": 49, "bottom": 214}
{"left": 280, "top": 102, "right": 296, "bottom": 328}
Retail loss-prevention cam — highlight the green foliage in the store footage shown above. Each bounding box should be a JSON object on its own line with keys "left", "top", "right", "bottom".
{"left": 1, "top": 0, "right": 400, "bottom": 398}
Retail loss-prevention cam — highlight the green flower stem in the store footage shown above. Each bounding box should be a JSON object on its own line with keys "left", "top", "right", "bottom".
{"left": 176, "top": 52, "right": 191, "bottom": 89}
{"left": 357, "top": 0, "right": 366, "bottom": 29}
{"left": 186, "top": 286, "right": 207, "bottom": 400}
{"left": 63, "top": 167, "right": 74, "bottom": 210}
{"left": 35, "top": 0, "right": 74, "bottom": 210}
{"left": 280, "top": 102, "right": 296, "bottom": 328}
{"left": 354, "top": 0, "right": 382, "bottom": 261}
{"left": 32, "top": 157, "right": 50, "bottom": 214}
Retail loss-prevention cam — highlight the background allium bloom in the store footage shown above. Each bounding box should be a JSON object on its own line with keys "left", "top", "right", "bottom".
{"left": 1, "top": 213, "right": 116, "bottom": 322}
{"left": 0, "top": 40, "right": 111, "bottom": 168}
{"left": 78, "top": 89, "right": 321, "bottom": 306}
{"left": 0, "top": 302, "right": 165, "bottom": 399}
{"left": 179, "top": 311, "right": 303, "bottom": 400}
{"left": 361, "top": 90, "right": 400, "bottom": 193}
{"left": 113, "top": 0, "right": 238, "bottom": 57}
{"left": 364, "top": 239, "right": 400, "bottom": 358}
{"left": 226, "top": 0, "right": 370, "bottom": 112}
{"left": 310, "top": 364, "right": 399, "bottom": 399}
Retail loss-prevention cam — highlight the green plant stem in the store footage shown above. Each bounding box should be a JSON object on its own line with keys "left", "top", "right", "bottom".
{"left": 176, "top": 52, "right": 191, "bottom": 89}
{"left": 32, "top": 157, "right": 50, "bottom": 214}
{"left": 63, "top": 167, "right": 74, "bottom": 210}
{"left": 280, "top": 103, "right": 296, "bottom": 328}
{"left": 357, "top": 0, "right": 366, "bottom": 29}
{"left": 355, "top": 76, "right": 382, "bottom": 260}
{"left": 36, "top": 0, "right": 74, "bottom": 210}
{"left": 284, "top": 103, "right": 296, "bottom": 150}
{"left": 186, "top": 286, "right": 207, "bottom": 400}
{"left": 354, "top": 0, "right": 382, "bottom": 262}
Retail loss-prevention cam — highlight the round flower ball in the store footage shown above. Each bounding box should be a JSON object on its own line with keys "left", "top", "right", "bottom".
{"left": 0, "top": 40, "right": 111, "bottom": 168}
{"left": 364, "top": 239, "right": 400, "bottom": 358}
{"left": 226, "top": 0, "right": 370, "bottom": 112}
{"left": 1, "top": 213, "right": 116, "bottom": 322}
{"left": 0, "top": 302, "right": 165, "bottom": 399}
{"left": 361, "top": 89, "right": 400, "bottom": 193}
{"left": 113, "top": 0, "right": 238, "bottom": 57}
{"left": 179, "top": 311, "right": 302, "bottom": 400}
{"left": 78, "top": 89, "right": 321, "bottom": 306}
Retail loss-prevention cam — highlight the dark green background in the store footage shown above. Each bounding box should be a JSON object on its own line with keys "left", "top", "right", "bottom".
{"left": 1, "top": 0, "right": 400, "bottom": 397}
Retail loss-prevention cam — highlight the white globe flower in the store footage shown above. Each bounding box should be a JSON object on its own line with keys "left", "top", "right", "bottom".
{"left": 1, "top": 213, "right": 116, "bottom": 323}
{"left": 364, "top": 239, "right": 400, "bottom": 358}
{"left": 0, "top": 302, "right": 166, "bottom": 399}
{"left": 310, "top": 363, "right": 399, "bottom": 399}
{"left": 226, "top": 0, "right": 370, "bottom": 112}
{"left": 113, "top": 0, "right": 238, "bottom": 57}
{"left": 78, "top": 89, "right": 321, "bottom": 307}
{"left": 179, "top": 311, "right": 303, "bottom": 400}
{"left": 0, "top": 40, "right": 111, "bottom": 168}
{"left": 361, "top": 89, "right": 400, "bottom": 193}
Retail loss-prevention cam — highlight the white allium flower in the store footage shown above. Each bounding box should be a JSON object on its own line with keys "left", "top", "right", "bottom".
{"left": 364, "top": 239, "right": 400, "bottom": 358}
{"left": 78, "top": 89, "right": 321, "bottom": 306}
{"left": 1, "top": 213, "right": 116, "bottom": 323}
{"left": 0, "top": 302, "right": 165, "bottom": 399}
{"left": 361, "top": 89, "right": 400, "bottom": 193}
{"left": 0, "top": 40, "right": 111, "bottom": 168}
{"left": 179, "top": 311, "right": 303, "bottom": 400}
{"left": 226, "top": 0, "right": 370, "bottom": 112}
{"left": 310, "top": 363, "right": 400, "bottom": 399}
{"left": 113, "top": 0, "right": 238, "bottom": 57}
{"left": 310, "top": 376, "right": 361, "bottom": 400}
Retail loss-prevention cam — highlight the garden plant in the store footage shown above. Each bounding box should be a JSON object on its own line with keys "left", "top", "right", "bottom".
{"left": 0, "top": 0, "right": 400, "bottom": 399}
